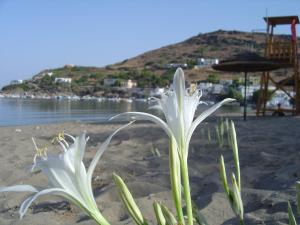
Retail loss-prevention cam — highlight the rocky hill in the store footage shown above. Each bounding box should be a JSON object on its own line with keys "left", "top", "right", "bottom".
{"left": 2, "top": 30, "right": 298, "bottom": 96}
{"left": 111, "top": 30, "right": 267, "bottom": 69}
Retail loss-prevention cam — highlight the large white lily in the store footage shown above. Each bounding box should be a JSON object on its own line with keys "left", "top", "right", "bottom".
{"left": 111, "top": 68, "right": 234, "bottom": 225}
{"left": 112, "top": 68, "right": 234, "bottom": 159}
{"left": 0, "top": 123, "right": 132, "bottom": 225}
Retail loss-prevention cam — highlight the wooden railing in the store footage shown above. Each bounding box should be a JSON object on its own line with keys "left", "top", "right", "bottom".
{"left": 266, "top": 41, "right": 294, "bottom": 64}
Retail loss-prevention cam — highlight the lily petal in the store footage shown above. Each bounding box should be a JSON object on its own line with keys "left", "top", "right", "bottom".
{"left": 35, "top": 155, "right": 84, "bottom": 201}
{"left": 173, "top": 68, "right": 185, "bottom": 109}
{"left": 186, "top": 98, "right": 235, "bottom": 152}
{"left": 19, "top": 188, "right": 77, "bottom": 219}
{"left": 74, "top": 133, "right": 87, "bottom": 173}
{"left": 110, "top": 112, "right": 173, "bottom": 139}
{"left": 87, "top": 121, "right": 134, "bottom": 184}
{"left": 0, "top": 185, "right": 38, "bottom": 193}
{"left": 70, "top": 133, "right": 98, "bottom": 210}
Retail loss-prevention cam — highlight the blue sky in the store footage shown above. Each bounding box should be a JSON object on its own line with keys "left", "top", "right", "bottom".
{"left": 0, "top": 0, "right": 299, "bottom": 87}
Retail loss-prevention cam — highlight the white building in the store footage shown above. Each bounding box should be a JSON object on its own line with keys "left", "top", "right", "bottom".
{"left": 64, "top": 64, "right": 75, "bottom": 68}
{"left": 55, "top": 78, "right": 72, "bottom": 84}
{"left": 195, "top": 58, "right": 219, "bottom": 68}
{"left": 267, "top": 90, "right": 294, "bottom": 108}
{"left": 10, "top": 80, "right": 23, "bottom": 85}
{"left": 104, "top": 79, "right": 137, "bottom": 88}
{"left": 219, "top": 80, "right": 233, "bottom": 86}
{"left": 150, "top": 87, "right": 165, "bottom": 97}
{"left": 103, "top": 78, "right": 118, "bottom": 86}
{"left": 211, "top": 84, "right": 224, "bottom": 94}
{"left": 120, "top": 79, "right": 137, "bottom": 89}
{"left": 164, "top": 63, "right": 188, "bottom": 69}
{"left": 47, "top": 72, "right": 53, "bottom": 77}
{"left": 198, "top": 82, "right": 213, "bottom": 90}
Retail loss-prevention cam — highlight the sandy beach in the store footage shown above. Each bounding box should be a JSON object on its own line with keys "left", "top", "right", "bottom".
{"left": 0, "top": 116, "right": 299, "bottom": 225}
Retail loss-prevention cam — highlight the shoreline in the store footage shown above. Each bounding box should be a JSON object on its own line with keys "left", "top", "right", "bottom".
{"left": 0, "top": 113, "right": 258, "bottom": 128}
{"left": 0, "top": 93, "right": 148, "bottom": 103}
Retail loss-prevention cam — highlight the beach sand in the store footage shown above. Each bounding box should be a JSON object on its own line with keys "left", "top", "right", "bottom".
{"left": 0, "top": 116, "right": 299, "bottom": 225}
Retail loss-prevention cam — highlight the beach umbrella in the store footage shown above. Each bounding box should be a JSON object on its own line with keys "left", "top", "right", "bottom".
{"left": 212, "top": 52, "right": 282, "bottom": 120}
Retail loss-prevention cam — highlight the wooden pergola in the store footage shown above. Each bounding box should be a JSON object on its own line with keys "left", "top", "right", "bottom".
{"left": 256, "top": 16, "right": 300, "bottom": 116}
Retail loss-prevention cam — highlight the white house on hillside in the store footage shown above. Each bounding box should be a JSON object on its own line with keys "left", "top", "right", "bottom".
{"left": 164, "top": 63, "right": 188, "bottom": 69}
{"left": 150, "top": 87, "right": 165, "bottom": 97}
{"left": 47, "top": 72, "right": 53, "bottom": 77}
{"left": 10, "top": 80, "right": 23, "bottom": 85}
{"left": 104, "top": 79, "right": 137, "bottom": 88}
{"left": 198, "top": 82, "right": 213, "bottom": 91}
{"left": 55, "top": 78, "right": 72, "bottom": 84}
{"left": 219, "top": 80, "right": 233, "bottom": 86}
{"left": 195, "top": 58, "right": 219, "bottom": 68}
{"left": 211, "top": 84, "right": 224, "bottom": 94}
{"left": 120, "top": 79, "right": 137, "bottom": 89}
{"left": 103, "top": 78, "right": 118, "bottom": 86}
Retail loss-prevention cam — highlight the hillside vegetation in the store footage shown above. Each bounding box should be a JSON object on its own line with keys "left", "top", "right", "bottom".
{"left": 2, "top": 30, "right": 298, "bottom": 96}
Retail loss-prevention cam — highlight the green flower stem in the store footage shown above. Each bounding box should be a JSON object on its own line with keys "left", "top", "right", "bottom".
{"left": 90, "top": 210, "right": 110, "bottom": 225}
{"left": 240, "top": 219, "right": 245, "bottom": 225}
{"left": 181, "top": 158, "right": 193, "bottom": 225}
{"left": 170, "top": 140, "right": 185, "bottom": 224}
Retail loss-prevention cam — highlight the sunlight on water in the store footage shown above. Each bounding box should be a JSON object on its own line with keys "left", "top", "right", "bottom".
{"left": 0, "top": 98, "right": 244, "bottom": 126}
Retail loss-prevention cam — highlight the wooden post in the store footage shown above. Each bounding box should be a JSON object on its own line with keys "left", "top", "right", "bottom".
{"left": 243, "top": 72, "right": 247, "bottom": 121}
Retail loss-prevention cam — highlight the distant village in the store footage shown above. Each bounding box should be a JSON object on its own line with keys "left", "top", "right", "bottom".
{"left": 1, "top": 58, "right": 293, "bottom": 108}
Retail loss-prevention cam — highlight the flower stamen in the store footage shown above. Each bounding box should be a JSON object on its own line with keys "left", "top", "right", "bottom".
{"left": 51, "top": 131, "right": 70, "bottom": 148}
{"left": 32, "top": 137, "right": 48, "bottom": 165}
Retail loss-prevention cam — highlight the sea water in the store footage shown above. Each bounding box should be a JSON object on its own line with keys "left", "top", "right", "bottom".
{"left": 0, "top": 98, "right": 244, "bottom": 126}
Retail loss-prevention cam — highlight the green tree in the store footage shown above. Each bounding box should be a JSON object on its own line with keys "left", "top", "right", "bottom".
{"left": 89, "top": 73, "right": 103, "bottom": 80}
{"left": 186, "top": 59, "right": 197, "bottom": 69}
{"left": 40, "top": 75, "right": 53, "bottom": 85}
{"left": 40, "top": 75, "right": 55, "bottom": 89}
{"left": 207, "top": 74, "right": 220, "bottom": 84}
{"left": 114, "top": 80, "right": 121, "bottom": 87}
{"left": 227, "top": 87, "right": 243, "bottom": 103}
{"left": 74, "top": 76, "right": 88, "bottom": 85}
{"left": 232, "top": 78, "right": 241, "bottom": 88}
{"left": 252, "top": 89, "right": 273, "bottom": 104}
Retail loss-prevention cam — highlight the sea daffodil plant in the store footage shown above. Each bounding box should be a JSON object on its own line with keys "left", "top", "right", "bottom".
{"left": 220, "top": 121, "right": 244, "bottom": 225}
{"left": 0, "top": 122, "right": 132, "bottom": 225}
{"left": 111, "top": 68, "right": 234, "bottom": 225}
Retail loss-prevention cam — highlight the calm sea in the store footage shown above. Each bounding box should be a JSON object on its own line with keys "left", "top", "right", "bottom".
{"left": 0, "top": 98, "right": 243, "bottom": 126}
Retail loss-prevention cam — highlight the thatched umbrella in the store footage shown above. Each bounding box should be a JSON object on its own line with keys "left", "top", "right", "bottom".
{"left": 212, "top": 52, "right": 282, "bottom": 120}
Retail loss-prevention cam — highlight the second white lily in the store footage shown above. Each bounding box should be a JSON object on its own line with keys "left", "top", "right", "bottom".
{"left": 111, "top": 68, "right": 234, "bottom": 225}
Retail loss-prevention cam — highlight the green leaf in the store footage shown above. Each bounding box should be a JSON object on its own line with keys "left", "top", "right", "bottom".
{"left": 192, "top": 202, "right": 208, "bottom": 225}
{"left": 296, "top": 181, "right": 300, "bottom": 215}
{"left": 113, "top": 173, "right": 147, "bottom": 225}
{"left": 153, "top": 202, "right": 166, "bottom": 225}
{"left": 220, "top": 155, "right": 229, "bottom": 195}
{"left": 160, "top": 204, "right": 177, "bottom": 225}
{"left": 207, "top": 127, "right": 211, "bottom": 143}
{"left": 229, "top": 121, "right": 240, "bottom": 190}
{"left": 288, "top": 201, "right": 298, "bottom": 225}
{"left": 231, "top": 174, "right": 244, "bottom": 220}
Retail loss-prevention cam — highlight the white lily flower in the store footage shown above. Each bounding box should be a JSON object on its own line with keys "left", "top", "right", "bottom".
{"left": 0, "top": 122, "right": 132, "bottom": 225}
{"left": 110, "top": 68, "right": 234, "bottom": 225}
{"left": 111, "top": 68, "right": 234, "bottom": 159}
